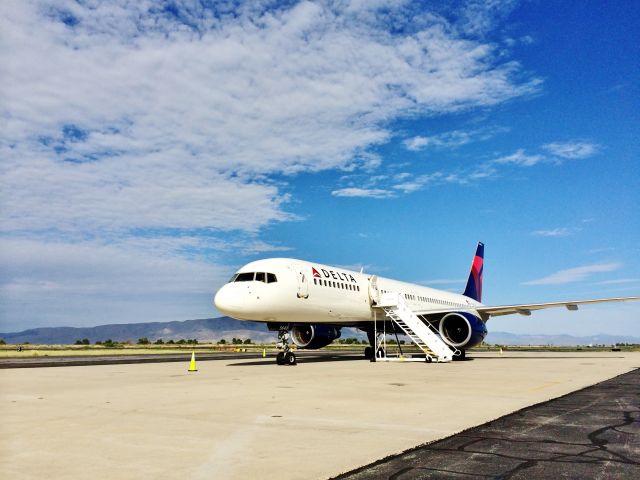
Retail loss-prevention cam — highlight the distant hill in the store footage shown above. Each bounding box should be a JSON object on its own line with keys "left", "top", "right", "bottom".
{"left": 485, "top": 331, "right": 640, "bottom": 346}
{"left": 2, "top": 319, "right": 637, "bottom": 346}
{"left": 0, "top": 317, "right": 278, "bottom": 345}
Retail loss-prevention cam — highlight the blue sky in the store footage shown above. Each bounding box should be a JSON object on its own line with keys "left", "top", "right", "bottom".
{"left": 1, "top": 0, "right": 638, "bottom": 335}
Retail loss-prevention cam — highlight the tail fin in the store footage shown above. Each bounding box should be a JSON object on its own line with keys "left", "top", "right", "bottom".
{"left": 463, "top": 242, "right": 484, "bottom": 302}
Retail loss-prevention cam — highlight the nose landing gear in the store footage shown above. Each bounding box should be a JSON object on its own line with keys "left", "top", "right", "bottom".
{"left": 276, "top": 326, "right": 297, "bottom": 366}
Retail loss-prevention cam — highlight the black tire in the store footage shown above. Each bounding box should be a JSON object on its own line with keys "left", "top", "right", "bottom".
{"left": 285, "top": 352, "right": 297, "bottom": 365}
{"left": 425, "top": 356, "right": 433, "bottom": 363}
{"left": 364, "top": 346, "right": 373, "bottom": 359}
{"left": 276, "top": 352, "right": 285, "bottom": 365}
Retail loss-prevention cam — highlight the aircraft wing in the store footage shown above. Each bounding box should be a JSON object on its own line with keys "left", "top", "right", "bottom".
{"left": 476, "top": 296, "right": 640, "bottom": 318}
{"left": 408, "top": 296, "right": 640, "bottom": 319}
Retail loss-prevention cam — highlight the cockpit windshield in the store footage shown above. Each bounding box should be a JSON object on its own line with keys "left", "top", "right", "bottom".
{"left": 228, "top": 272, "right": 278, "bottom": 283}
{"left": 235, "top": 272, "right": 255, "bottom": 282}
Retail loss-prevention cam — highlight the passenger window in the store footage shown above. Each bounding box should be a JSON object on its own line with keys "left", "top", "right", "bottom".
{"left": 266, "top": 273, "right": 277, "bottom": 283}
{"left": 313, "top": 278, "right": 317, "bottom": 285}
{"left": 255, "top": 272, "right": 266, "bottom": 283}
{"left": 235, "top": 272, "right": 254, "bottom": 282}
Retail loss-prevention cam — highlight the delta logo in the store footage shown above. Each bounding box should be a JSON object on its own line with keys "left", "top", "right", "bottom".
{"left": 312, "top": 266, "right": 357, "bottom": 283}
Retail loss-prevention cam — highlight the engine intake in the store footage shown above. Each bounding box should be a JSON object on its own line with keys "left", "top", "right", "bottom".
{"left": 291, "top": 324, "right": 341, "bottom": 349}
{"left": 439, "top": 312, "right": 487, "bottom": 349}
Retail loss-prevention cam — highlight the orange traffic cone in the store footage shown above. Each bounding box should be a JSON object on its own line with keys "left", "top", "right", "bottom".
{"left": 188, "top": 351, "right": 198, "bottom": 372}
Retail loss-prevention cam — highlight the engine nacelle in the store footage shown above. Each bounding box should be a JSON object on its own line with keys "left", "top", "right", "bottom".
{"left": 439, "top": 312, "right": 487, "bottom": 349}
{"left": 291, "top": 324, "right": 341, "bottom": 349}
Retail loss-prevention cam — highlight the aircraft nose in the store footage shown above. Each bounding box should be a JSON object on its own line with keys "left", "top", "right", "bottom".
{"left": 214, "top": 284, "right": 242, "bottom": 316}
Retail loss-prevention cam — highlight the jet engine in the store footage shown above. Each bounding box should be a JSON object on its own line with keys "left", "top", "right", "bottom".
{"left": 291, "top": 324, "right": 341, "bottom": 349}
{"left": 438, "top": 312, "right": 487, "bottom": 349}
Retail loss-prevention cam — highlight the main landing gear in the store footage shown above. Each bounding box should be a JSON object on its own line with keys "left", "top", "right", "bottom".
{"left": 365, "top": 329, "right": 375, "bottom": 361}
{"left": 364, "top": 329, "right": 385, "bottom": 362}
{"left": 276, "top": 326, "right": 297, "bottom": 366}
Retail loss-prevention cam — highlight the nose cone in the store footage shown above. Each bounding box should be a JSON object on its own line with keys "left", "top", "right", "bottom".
{"left": 214, "top": 284, "right": 242, "bottom": 317}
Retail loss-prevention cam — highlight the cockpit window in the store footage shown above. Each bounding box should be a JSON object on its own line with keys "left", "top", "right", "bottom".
{"left": 235, "top": 272, "right": 255, "bottom": 282}
{"left": 231, "top": 271, "right": 277, "bottom": 283}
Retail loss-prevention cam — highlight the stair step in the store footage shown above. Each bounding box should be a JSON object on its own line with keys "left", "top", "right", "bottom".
{"left": 377, "top": 292, "right": 455, "bottom": 363}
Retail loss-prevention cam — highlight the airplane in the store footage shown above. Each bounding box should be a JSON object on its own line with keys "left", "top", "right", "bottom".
{"left": 213, "top": 243, "right": 639, "bottom": 365}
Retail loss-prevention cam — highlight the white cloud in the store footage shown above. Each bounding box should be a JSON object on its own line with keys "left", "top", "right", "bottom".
{"left": 393, "top": 173, "right": 442, "bottom": 192}
{"left": 1, "top": 1, "right": 539, "bottom": 235}
{"left": 524, "top": 263, "right": 622, "bottom": 286}
{"left": 594, "top": 278, "right": 639, "bottom": 286}
{"left": 331, "top": 187, "right": 395, "bottom": 199}
{"left": 0, "top": 1, "right": 542, "bottom": 328}
{"left": 532, "top": 228, "right": 572, "bottom": 237}
{"left": 403, "top": 126, "right": 506, "bottom": 151}
{"left": 493, "top": 149, "right": 545, "bottom": 167}
{"left": 337, "top": 134, "right": 600, "bottom": 198}
{"left": 404, "top": 136, "right": 431, "bottom": 151}
{"left": 0, "top": 237, "right": 233, "bottom": 330}
{"left": 458, "top": 0, "right": 518, "bottom": 36}
{"left": 543, "top": 141, "right": 599, "bottom": 159}
{"left": 240, "top": 241, "right": 292, "bottom": 255}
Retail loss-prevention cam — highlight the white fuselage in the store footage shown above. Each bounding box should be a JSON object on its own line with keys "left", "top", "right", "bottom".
{"left": 214, "top": 258, "right": 482, "bottom": 325}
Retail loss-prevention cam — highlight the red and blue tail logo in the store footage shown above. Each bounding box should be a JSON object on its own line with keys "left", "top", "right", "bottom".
{"left": 463, "top": 242, "right": 484, "bottom": 302}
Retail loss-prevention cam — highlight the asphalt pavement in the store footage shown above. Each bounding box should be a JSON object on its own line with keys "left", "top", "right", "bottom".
{"left": 333, "top": 368, "right": 640, "bottom": 479}
{"left": 0, "top": 349, "right": 364, "bottom": 368}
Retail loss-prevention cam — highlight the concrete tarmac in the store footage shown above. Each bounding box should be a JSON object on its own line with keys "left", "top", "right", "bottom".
{"left": 1, "top": 351, "right": 638, "bottom": 480}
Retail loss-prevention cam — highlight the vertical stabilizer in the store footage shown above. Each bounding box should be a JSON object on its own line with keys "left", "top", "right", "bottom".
{"left": 463, "top": 242, "right": 484, "bottom": 302}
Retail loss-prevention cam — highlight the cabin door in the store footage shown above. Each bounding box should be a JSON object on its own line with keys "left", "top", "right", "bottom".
{"left": 368, "top": 275, "right": 380, "bottom": 305}
{"left": 296, "top": 265, "right": 309, "bottom": 299}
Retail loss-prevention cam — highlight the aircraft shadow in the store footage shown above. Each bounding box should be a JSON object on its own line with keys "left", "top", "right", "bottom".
{"left": 227, "top": 354, "right": 366, "bottom": 366}
{"left": 228, "top": 354, "right": 475, "bottom": 366}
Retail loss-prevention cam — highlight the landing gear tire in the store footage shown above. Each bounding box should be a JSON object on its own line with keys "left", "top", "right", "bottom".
{"left": 364, "top": 346, "right": 373, "bottom": 360}
{"left": 285, "top": 352, "right": 297, "bottom": 365}
{"left": 276, "top": 326, "right": 294, "bottom": 366}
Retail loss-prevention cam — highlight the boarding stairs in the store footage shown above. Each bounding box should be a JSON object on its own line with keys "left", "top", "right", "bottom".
{"left": 376, "top": 292, "right": 456, "bottom": 363}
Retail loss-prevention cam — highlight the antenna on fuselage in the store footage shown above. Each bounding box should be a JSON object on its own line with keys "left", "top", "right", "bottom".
{"left": 360, "top": 266, "right": 364, "bottom": 274}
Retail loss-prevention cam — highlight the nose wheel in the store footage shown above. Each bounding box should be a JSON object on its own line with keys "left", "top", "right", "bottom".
{"left": 276, "top": 326, "right": 297, "bottom": 366}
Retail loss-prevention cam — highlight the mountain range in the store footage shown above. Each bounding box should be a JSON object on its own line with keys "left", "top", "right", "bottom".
{"left": 1, "top": 317, "right": 637, "bottom": 346}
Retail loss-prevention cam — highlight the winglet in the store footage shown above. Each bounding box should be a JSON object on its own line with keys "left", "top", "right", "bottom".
{"left": 463, "top": 242, "right": 484, "bottom": 302}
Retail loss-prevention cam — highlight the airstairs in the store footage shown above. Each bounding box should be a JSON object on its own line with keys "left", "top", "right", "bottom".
{"left": 373, "top": 292, "right": 457, "bottom": 363}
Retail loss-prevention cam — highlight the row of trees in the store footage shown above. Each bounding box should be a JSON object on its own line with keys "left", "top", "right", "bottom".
{"left": 219, "top": 338, "right": 252, "bottom": 345}
{"left": 337, "top": 338, "right": 368, "bottom": 344}
{"left": 73, "top": 337, "right": 254, "bottom": 346}
{"left": 138, "top": 338, "right": 199, "bottom": 345}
